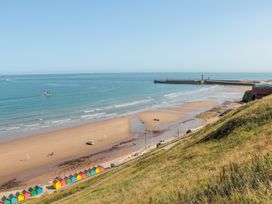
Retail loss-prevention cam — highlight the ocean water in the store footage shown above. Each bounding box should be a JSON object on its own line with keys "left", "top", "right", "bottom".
{"left": 0, "top": 72, "right": 271, "bottom": 142}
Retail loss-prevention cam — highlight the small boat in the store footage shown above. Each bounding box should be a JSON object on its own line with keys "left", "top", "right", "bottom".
{"left": 44, "top": 91, "right": 53, "bottom": 97}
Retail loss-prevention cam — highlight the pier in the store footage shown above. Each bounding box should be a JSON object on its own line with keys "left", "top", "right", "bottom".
{"left": 154, "top": 75, "right": 260, "bottom": 86}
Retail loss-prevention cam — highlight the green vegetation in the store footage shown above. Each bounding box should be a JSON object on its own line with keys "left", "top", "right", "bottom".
{"left": 26, "top": 96, "right": 272, "bottom": 204}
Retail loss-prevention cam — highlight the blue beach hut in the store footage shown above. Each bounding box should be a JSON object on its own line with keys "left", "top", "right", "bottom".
{"left": 69, "top": 175, "right": 77, "bottom": 183}
{"left": 8, "top": 194, "right": 17, "bottom": 204}
{"left": 35, "top": 185, "right": 43, "bottom": 195}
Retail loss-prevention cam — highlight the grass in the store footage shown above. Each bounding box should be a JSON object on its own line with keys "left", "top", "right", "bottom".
{"left": 171, "top": 153, "right": 272, "bottom": 204}
{"left": 26, "top": 96, "right": 272, "bottom": 204}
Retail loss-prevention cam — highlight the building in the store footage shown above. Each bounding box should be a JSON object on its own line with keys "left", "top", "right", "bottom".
{"left": 75, "top": 173, "right": 82, "bottom": 181}
{"left": 53, "top": 180, "right": 62, "bottom": 190}
{"left": 80, "top": 171, "right": 87, "bottom": 179}
{"left": 8, "top": 194, "right": 17, "bottom": 204}
{"left": 69, "top": 175, "right": 77, "bottom": 183}
{"left": 99, "top": 166, "right": 105, "bottom": 172}
{"left": 1, "top": 196, "right": 11, "bottom": 204}
{"left": 85, "top": 169, "right": 91, "bottom": 177}
{"left": 28, "top": 187, "right": 38, "bottom": 197}
{"left": 60, "top": 178, "right": 67, "bottom": 187}
{"left": 95, "top": 167, "right": 100, "bottom": 174}
{"left": 65, "top": 176, "right": 72, "bottom": 185}
{"left": 15, "top": 192, "right": 24, "bottom": 202}
{"left": 243, "top": 83, "right": 272, "bottom": 102}
{"left": 35, "top": 185, "right": 43, "bottom": 195}
{"left": 91, "top": 168, "right": 96, "bottom": 176}
{"left": 22, "top": 190, "right": 31, "bottom": 200}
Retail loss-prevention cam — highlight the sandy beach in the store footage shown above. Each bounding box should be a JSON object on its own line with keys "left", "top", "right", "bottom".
{"left": 0, "top": 85, "right": 249, "bottom": 192}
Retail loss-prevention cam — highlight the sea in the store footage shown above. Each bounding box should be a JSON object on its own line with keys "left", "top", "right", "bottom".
{"left": 1, "top": 72, "right": 272, "bottom": 142}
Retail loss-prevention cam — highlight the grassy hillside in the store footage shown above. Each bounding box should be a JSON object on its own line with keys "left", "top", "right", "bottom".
{"left": 27, "top": 96, "right": 272, "bottom": 204}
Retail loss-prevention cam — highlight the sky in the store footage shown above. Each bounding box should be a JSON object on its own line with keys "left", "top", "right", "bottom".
{"left": 0, "top": 0, "right": 272, "bottom": 74}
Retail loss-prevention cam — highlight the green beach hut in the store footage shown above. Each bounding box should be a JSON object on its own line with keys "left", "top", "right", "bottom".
{"left": 86, "top": 169, "right": 91, "bottom": 177}
{"left": 28, "top": 187, "right": 38, "bottom": 197}
{"left": 65, "top": 176, "right": 72, "bottom": 185}
{"left": 1, "top": 196, "right": 11, "bottom": 204}
{"left": 91, "top": 167, "right": 96, "bottom": 176}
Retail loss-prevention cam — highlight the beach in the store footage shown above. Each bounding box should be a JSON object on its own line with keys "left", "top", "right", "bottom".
{"left": 0, "top": 85, "right": 249, "bottom": 192}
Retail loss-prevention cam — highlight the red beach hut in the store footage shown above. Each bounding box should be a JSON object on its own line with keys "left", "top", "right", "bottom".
{"left": 80, "top": 171, "right": 87, "bottom": 179}
{"left": 99, "top": 166, "right": 105, "bottom": 172}
{"left": 22, "top": 190, "right": 31, "bottom": 200}
{"left": 60, "top": 178, "right": 67, "bottom": 186}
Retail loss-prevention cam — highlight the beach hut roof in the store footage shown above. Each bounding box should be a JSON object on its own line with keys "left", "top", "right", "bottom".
{"left": 35, "top": 185, "right": 42, "bottom": 188}
{"left": 22, "top": 190, "right": 30, "bottom": 194}
{"left": 15, "top": 192, "right": 23, "bottom": 196}
{"left": 1, "top": 196, "right": 8, "bottom": 200}
{"left": 8, "top": 194, "right": 16, "bottom": 199}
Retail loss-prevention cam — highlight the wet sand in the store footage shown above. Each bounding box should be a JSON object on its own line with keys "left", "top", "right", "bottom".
{"left": 0, "top": 86, "right": 249, "bottom": 192}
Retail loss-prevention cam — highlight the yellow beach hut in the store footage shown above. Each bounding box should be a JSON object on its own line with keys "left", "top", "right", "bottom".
{"left": 95, "top": 166, "right": 100, "bottom": 174}
{"left": 75, "top": 173, "right": 82, "bottom": 181}
{"left": 15, "top": 192, "right": 24, "bottom": 202}
{"left": 53, "top": 180, "right": 62, "bottom": 190}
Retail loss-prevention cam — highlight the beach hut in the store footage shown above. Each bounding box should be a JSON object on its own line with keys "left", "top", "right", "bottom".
{"left": 53, "top": 180, "right": 62, "bottom": 190}
{"left": 69, "top": 175, "right": 77, "bottom": 183}
{"left": 28, "top": 187, "right": 38, "bottom": 197}
{"left": 1, "top": 196, "right": 11, "bottom": 204}
{"left": 15, "top": 192, "right": 24, "bottom": 202}
{"left": 80, "top": 171, "right": 87, "bottom": 179}
{"left": 99, "top": 166, "right": 105, "bottom": 172}
{"left": 91, "top": 167, "right": 96, "bottom": 176}
{"left": 35, "top": 185, "right": 43, "bottom": 195}
{"left": 95, "top": 166, "right": 100, "bottom": 174}
{"left": 75, "top": 173, "right": 82, "bottom": 181}
{"left": 60, "top": 178, "right": 66, "bottom": 187}
{"left": 8, "top": 194, "right": 17, "bottom": 204}
{"left": 22, "top": 190, "right": 31, "bottom": 200}
{"left": 65, "top": 176, "right": 72, "bottom": 185}
{"left": 85, "top": 169, "right": 91, "bottom": 177}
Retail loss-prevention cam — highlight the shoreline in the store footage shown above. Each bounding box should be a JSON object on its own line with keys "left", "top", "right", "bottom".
{"left": 0, "top": 85, "right": 249, "bottom": 192}
{"left": 0, "top": 85, "right": 245, "bottom": 144}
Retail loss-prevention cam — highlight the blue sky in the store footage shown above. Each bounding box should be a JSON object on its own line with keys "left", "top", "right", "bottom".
{"left": 0, "top": 0, "right": 272, "bottom": 74}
